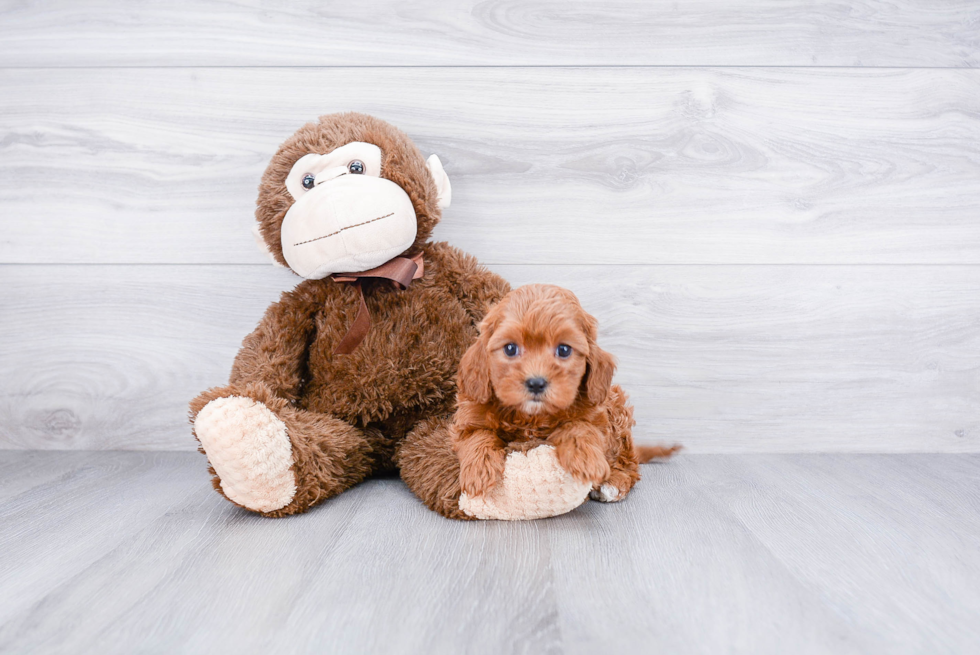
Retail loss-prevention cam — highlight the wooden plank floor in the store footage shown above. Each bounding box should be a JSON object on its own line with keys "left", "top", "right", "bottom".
{"left": 1, "top": 451, "right": 977, "bottom": 654}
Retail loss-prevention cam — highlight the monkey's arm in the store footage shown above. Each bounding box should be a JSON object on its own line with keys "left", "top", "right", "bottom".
{"left": 226, "top": 279, "right": 325, "bottom": 400}
{"left": 190, "top": 279, "right": 324, "bottom": 426}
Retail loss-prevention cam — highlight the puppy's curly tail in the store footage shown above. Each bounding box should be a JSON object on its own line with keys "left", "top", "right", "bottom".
{"left": 636, "top": 444, "right": 683, "bottom": 463}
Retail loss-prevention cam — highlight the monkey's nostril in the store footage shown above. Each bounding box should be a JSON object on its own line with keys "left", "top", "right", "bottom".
{"left": 525, "top": 377, "right": 548, "bottom": 394}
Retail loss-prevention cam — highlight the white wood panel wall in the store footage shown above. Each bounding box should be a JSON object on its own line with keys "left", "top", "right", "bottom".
{"left": 1, "top": 1, "right": 978, "bottom": 67}
{"left": 1, "top": 2, "right": 978, "bottom": 452}
{"left": 4, "top": 68, "right": 980, "bottom": 266}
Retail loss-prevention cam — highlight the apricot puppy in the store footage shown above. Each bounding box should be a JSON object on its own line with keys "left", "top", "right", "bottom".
{"left": 451, "top": 284, "right": 679, "bottom": 503}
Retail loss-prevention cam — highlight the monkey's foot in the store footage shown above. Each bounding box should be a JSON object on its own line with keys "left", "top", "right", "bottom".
{"left": 458, "top": 445, "right": 591, "bottom": 520}
{"left": 194, "top": 396, "right": 297, "bottom": 513}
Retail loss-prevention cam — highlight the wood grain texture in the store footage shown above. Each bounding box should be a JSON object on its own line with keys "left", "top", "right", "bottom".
{"left": 1, "top": 451, "right": 977, "bottom": 654}
{"left": 2, "top": 264, "right": 977, "bottom": 453}
{"left": 2, "top": 67, "right": 980, "bottom": 265}
{"left": 0, "top": 1, "right": 977, "bottom": 67}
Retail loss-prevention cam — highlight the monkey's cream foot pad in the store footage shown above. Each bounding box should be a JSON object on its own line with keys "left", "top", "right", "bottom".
{"left": 193, "top": 396, "right": 297, "bottom": 513}
{"left": 458, "top": 445, "right": 592, "bottom": 520}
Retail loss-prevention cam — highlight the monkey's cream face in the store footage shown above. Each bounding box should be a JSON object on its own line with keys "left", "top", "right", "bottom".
{"left": 280, "top": 141, "right": 417, "bottom": 279}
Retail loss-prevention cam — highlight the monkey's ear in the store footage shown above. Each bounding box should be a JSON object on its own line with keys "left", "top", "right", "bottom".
{"left": 252, "top": 224, "right": 286, "bottom": 268}
{"left": 426, "top": 154, "right": 452, "bottom": 210}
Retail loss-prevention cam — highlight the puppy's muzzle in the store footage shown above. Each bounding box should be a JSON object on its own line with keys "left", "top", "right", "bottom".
{"left": 525, "top": 377, "right": 548, "bottom": 396}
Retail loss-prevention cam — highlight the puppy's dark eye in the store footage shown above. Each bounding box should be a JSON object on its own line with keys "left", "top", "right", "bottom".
{"left": 556, "top": 344, "right": 572, "bottom": 359}
{"left": 301, "top": 173, "right": 315, "bottom": 190}
{"left": 348, "top": 160, "right": 365, "bottom": 174}
{"left": 503, "top": 343, "right": 519, "bottom": 357}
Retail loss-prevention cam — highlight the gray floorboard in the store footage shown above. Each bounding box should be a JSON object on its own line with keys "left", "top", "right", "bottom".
{"left": 1, "top": 452, "right": 978, "bottom": 654}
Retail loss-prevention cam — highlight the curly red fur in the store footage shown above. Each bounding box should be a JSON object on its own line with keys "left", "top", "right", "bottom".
{"left": 451, "top": 284, "right": 679, "bottom": 499}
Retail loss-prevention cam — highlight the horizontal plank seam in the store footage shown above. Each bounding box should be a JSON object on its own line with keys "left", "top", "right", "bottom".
{"left": 1, "top": 65, "right": 979, "bottom": 71}
{"left": 1, "top": 448, "right": 975, "bottom": 455}
{"left": 4, "top": 263, "right": 980, "bottom": 268}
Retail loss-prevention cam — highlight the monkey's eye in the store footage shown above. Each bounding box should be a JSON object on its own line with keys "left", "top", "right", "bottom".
{"left": 301, "top": 174, "right": 315, "bottom": 190}
{"left": 503, "top": 343, "right": 519, "bottom": 357}
{"left": 348, "top": 160, "right": 365, "bottom": 174}
{"left": 556, "top": 344, "right": 572, "bottom": 359}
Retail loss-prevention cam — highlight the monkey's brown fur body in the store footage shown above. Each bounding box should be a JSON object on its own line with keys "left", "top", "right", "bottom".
{"left": 190, "top": 113, "right": 508, "bottom": 518}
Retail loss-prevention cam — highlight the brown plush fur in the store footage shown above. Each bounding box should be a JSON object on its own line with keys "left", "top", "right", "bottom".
{"left": 189, "top": 113, "right": 510, "bottom": 517}
{"left": 451, "top": 284, "right": 679, "bottom": 501}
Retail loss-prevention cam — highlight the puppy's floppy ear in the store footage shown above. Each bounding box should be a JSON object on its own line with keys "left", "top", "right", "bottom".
{"left": 458, "top": 335, "right": 492, "bottom": 404}
{"left": 457, "top": 306, "right": 501, "bottom": 404}
{"left": 583, "top": 315, "right": 616, "bottom": 404}
{"left": 585, "top": 344, "right": 616, "bottom": 404}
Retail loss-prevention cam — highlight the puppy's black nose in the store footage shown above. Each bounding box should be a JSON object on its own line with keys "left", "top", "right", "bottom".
{"left": 525, "top": 377, "right": 548, "bottom": 395}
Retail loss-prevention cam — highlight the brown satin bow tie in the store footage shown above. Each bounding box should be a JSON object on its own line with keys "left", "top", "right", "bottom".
{"left": 330, "top": 252, "right": 425, "bottom": 354}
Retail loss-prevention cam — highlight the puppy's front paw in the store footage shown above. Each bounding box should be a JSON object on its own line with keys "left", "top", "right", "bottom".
{"left": 590, "top": 484, "right": 623, "bottom": 503}
{"left": 555, "top": 441, "right": 610, "bottom": 486}
{"left": 459, "top": 449, "right": 506, "bottom": 498}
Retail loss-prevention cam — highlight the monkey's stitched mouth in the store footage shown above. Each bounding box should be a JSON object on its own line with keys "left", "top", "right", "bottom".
{"left": 293, "top": 212, "right": 395, "bottom": 247}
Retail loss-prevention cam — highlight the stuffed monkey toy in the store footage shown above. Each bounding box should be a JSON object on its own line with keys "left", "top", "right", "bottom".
{"left": 190, "top": 113, "right": 591, "bottom": 519}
